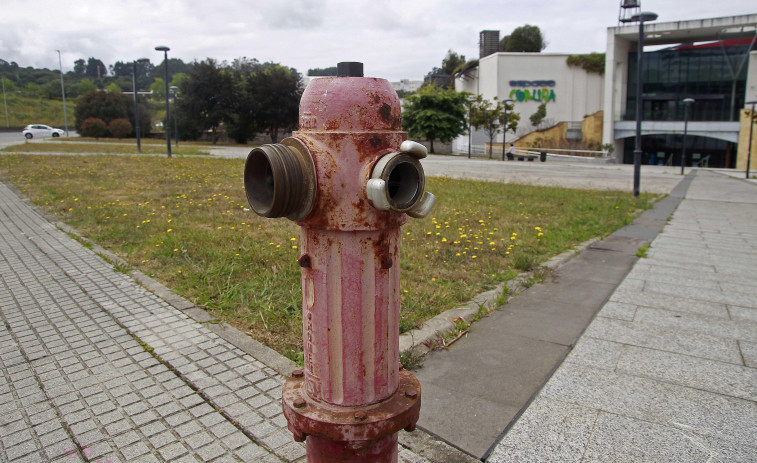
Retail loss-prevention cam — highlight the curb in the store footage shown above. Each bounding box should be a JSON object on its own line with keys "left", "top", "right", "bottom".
{"left": 398, "top": 238, "right": 599, "bottom": 361}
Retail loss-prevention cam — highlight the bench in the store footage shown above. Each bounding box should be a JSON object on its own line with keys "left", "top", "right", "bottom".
{"left": 506, "top": 150, "right": 547, "bottom": 162}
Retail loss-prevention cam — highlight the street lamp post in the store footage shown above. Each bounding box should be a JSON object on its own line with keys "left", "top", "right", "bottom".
{"left": 468, "top": 98, "right": 476, "bottom": 159}
{"left": 625, "top": 12, "right": 658, "bottom": 197}
{"left": 56, "top": 50, "right": 69, "bottom": 137}
{"left": 2, "top": 77, "right": 9, "bottom": 128}
{"left": 746, "top": 100, "right": 757, "bottom": 179}
{"left": 133, "top": 58, "right": 149, "bottom": 154}
{"left": 155, "top": 46, "right": 171, "bottom": 158}
{"left": 681, "top": 98, "right": 695, "bottom": 175}
{"left": 501, "top": 99, "right": 514, "bottom": 161}
{"left": 170, "top": 86, "right": 179, "bottom": 147}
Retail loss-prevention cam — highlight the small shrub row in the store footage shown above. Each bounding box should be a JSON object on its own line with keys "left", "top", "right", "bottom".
{"left": 80, "top": 117, "right": 133, "bottom": 139}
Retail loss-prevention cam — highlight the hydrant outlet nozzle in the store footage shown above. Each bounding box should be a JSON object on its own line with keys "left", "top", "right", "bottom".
{"left": 244, "top": 138, "right": 316, "bottom": 222}
{"left": 366, "top": 140, "right": 435, "bottom": 218}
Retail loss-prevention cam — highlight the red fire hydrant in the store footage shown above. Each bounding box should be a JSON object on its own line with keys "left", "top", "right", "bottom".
{"left": 244, "top": 62, "right": 434, "bottom": 462}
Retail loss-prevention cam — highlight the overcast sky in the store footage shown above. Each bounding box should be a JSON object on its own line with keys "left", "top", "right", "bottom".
{"left": 1, "top": 1, "right": 754, "bottom": 81}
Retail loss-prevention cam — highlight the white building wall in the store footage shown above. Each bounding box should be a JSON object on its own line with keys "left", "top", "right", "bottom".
{"left": 453, "top": 53, "right": 604, "bottom": 153}
{"left": 459, "top": 53, "right": 603, "bottom": 126}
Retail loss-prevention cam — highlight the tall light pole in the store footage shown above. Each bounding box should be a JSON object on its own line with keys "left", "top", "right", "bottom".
{"left": 2, "top": 77, "right": 9, "bottom": 128}
{"left": 56, "top": 50, "right": 69, "bottom": 136}
{"left": 681, "top": 98, "right": 694, "bottom": 175}
{"left": 170, "top": 86, "right": 179, "bottom": 147}
{"left": 501, "top": 98, "right": 514, "bottom": 161}
{"left": 624, "top": 12, "right": 658, "bottom": 197}
{"left": 467, "top": 98, "right": 476, "bottom": 159}
{"left": 746, "top": 100, "right": 757, "bottom": 179}
{"left": 133, "top": 58, "right": 149, "bottom": 153}
{"left": 155, "top": 46, "right": 171, "bottom": 158}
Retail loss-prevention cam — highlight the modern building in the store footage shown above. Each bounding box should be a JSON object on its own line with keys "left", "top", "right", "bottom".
{"left": 604, "top": 14, "right": 757, "bottom": 168}
{"left": 454, "top": 50, "right": 604, "bottom": 154}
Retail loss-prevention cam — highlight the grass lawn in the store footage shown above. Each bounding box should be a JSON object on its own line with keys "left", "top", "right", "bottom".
{"left": 0, "top": 153, "right": 653, "bottom": 363}
{"left": 2, "top": 140, "right": 212, "bottom": 156}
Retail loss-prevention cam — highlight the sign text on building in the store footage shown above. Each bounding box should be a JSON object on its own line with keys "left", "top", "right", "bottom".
{"left": 509, "top": 80, "right": 556, "bottom": 103}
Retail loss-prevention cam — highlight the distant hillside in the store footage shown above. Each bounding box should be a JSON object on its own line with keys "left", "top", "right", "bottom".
{"left": 2, "top": 95, "right": 69, "bottom": 128}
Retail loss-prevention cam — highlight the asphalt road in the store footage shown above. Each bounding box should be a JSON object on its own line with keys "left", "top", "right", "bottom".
{"left": 208, "top": 146, "right": 684, "bottom": 195}
{"left": 0, "top": 131, "right": 79, "bottom": 150}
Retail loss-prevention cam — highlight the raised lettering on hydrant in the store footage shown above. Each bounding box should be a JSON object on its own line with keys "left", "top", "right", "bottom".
{"left": 244, "top": 62, "right": 434, "bottom": 462}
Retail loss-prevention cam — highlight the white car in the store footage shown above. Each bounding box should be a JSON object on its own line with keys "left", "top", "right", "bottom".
{"left": 22, "top": 124, "right": 65, "bottom": 139}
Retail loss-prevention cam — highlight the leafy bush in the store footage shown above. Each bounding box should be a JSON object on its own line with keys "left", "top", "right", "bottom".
{"left": 80, "top": 118, "right": 107, "bottom": 139}
{"left": 567, "top": 53, "right": 606, "bottom": 75}
{"left": 74, "top": 90, "right": 150, "bottom": 138}
{"left": 108, "top": 118, "right": 132, "bottom": 138}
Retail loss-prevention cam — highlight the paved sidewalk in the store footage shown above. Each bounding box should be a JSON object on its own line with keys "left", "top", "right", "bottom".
{"left": 0, "top": 182, "right": 305, "bottom": 462}
{"left": 0, "top": 180, "right": 455, "bottom": 462}
{"left": 487, "top": 170, "right": 757, "bottom": 462}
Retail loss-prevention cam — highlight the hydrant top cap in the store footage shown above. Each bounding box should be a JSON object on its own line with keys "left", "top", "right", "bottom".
{"left": 299, "top": 76, "right": 402, "bottom": 132}
{"left": 337, "top": 62, "right": 363, "bottom": 77}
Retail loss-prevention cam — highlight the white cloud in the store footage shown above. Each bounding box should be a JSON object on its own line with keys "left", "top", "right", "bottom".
{"left": 0, "top": 0, "right": 754, "bottom": 80}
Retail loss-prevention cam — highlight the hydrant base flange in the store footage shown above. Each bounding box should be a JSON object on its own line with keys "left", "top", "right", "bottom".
{"left": 282, "top": 369, "right": 421, "bottom": 443}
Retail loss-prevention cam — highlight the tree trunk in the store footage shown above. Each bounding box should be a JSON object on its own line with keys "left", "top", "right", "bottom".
{"left": 429, "top": 138, "right": 435, "bottom": 154}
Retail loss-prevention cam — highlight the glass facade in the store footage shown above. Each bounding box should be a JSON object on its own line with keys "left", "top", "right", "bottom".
{"left": 625, "top": 39, "right": 753, "bottom": 122}
{"left": 622, "top": 135, "right": 734, "bottom": 168}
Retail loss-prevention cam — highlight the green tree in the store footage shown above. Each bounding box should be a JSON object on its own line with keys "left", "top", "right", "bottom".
{"left": 170, "top": 73, "right": 188, "bottom": 89}
{"left": 246, "top": 63, "right": 301, "bottom": 143}
{"left": 402, "top": 85, "right": 470, "bottom": 153}
{"left": 529, "top": 102, "right": 547, "bottom": 128}
{"left": 471, "top": 97, "right": 519, "bottom": 157}
{"left": 76, "top": 79, "right": 97, "bottom": 95}
{"left": 150, "top": 78, "right": 166, "bottom": 100}
{"left": 176, "top": 59, "right": 235, "bottom": 142}
{"left": 500, "top": 25, "right": 547, "bottom": 52}
{"left": 73, "top": 59, "right": 87, "bottom": 77}
{"left": 307, "top": 66, "right": 337, "bottom": 76}
{"left": 86, "top": 57, "right": 107, "bottom": 78}
{"left": 74, "top": 90, "right": 149, "bottom": 137}
{"left": 425, "top": 50, "right": 466, "bottom": 87}
{"left": 106, "top": 82, "right": 122, "bottom": 93}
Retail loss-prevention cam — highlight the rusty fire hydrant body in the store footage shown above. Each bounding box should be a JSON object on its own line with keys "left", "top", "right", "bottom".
{"left": 244, "top": 62, "right": 434, "bottom": 462}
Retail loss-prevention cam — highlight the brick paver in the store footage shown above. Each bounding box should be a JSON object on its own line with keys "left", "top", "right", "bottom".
{"left": 0, "top": 181, "right": 301, "bottom": 461}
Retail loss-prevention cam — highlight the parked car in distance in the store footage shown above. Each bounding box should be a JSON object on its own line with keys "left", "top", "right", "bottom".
{"left": 22, "top": 124, "right": 65, "bottom": 139}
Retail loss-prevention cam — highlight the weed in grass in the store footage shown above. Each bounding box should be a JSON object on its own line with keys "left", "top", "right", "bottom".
{"left": 636, "top": 245, "right": 649, "bottom": 258}
{"left": 96, "top": 252, "right": 132, "bottom": 274}
{"left": 400, "top": 349, "right": 424, "bottom": 370}
{"left": 64, "top": 230, "right": 93, "bottom": 250}
{"left": 0, "top": 154, "right": 654, "bottom": 357}
{"left": 522, "top": 267, "right": 551, "bottom": 289}
{"left": 496, "top": 286, "right": 510, "bottom": 306}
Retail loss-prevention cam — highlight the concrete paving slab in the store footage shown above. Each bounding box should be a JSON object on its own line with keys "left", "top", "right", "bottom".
{"left": 616, "top": 346, "right": 757, "bottom": 400}
{"left": 610, "top": 286, "right": 730, "bottom": 318}
{"left": 581, "top": 413, "right": 712, "bottom": 463}
{"left": 540, "top": 362, "right": 757, "bottom": 445}
{"left": 487, "top": 396, "right": 598, "bottom": 463}
{"left": 740, "top": 341, "right": 757, "bottom": 368}
{"left": 562, "top": 337, "right": 623, "bottom": 370}
{"left": 418, "top": 382, "right": 521, "bottom": 459}
{"left": 583, "top": 315, "right": 743, "bottom": 363}
{"left": 633, "top": 306, "right": 757, "bottom": 343}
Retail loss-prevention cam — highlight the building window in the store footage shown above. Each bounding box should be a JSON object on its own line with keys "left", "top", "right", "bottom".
{"left": 625, "top": 39, "right": 752, "bottom": 122}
